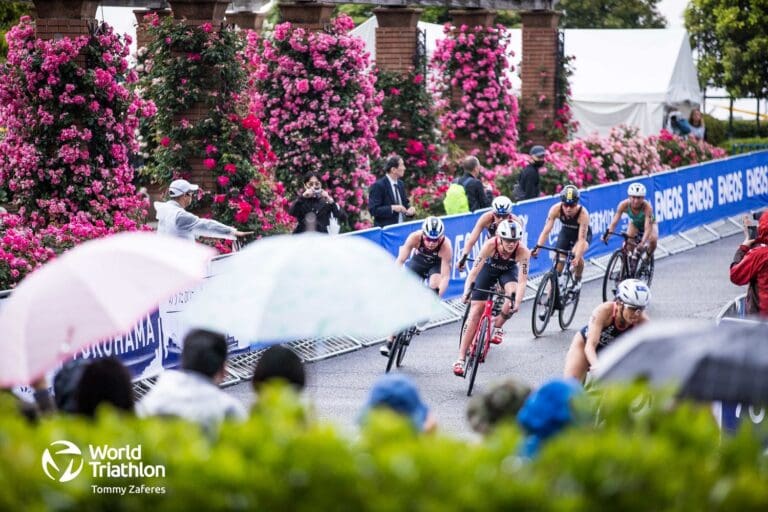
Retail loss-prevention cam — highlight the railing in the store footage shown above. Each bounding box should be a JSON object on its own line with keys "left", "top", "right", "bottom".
{"left": 731, "top": 143, "right": 768, "bottom": 154}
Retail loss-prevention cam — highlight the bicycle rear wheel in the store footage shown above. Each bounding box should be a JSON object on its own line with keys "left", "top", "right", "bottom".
{"left": 558, "top": 270, "right": 580, "bottom": 330}
{"left": 385, "top": 333, "right": 402, "bottom": 373}
{"left": 531, "top": 272, "right": 555, "bottom": 337}
{"left": 602, "top": 251, "right": 626, "bottom": 302}
{"left": 636, "top": 254, "right": 655, "bottom": 287}
{"left": 467, "top": 318, "right": 489, "bottom": 396}
{"left": 396, "top": 330, "right": 412, "bottom": 367}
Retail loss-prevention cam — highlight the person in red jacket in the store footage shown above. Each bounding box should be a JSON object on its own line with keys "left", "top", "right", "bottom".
{"left": 730, "top": 211, "right": 768, "bottom": 317}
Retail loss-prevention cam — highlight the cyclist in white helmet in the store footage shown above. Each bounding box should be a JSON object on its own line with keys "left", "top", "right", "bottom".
{"left": 458, "top": 195, "right": 522, "bottom": 271}
{"left": 563, "top": 279, "right": 650, "bottom": 382}
{"left": 455, "top": 219, "right": 530, "bottom": 376}
{"left": 381, "top": 217, "right": 453, "bottom": 357}
{"left": 602, "top": 182, "right": 658, "bottom": 258}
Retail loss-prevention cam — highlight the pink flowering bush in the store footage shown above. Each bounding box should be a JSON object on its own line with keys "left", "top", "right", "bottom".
{"left": 376, "top": 69, "right": 444, "bottom": 190}
{"left": 135, "top": 15, "right": 292, "bottom": 243}
{"left": 248, "top": 15, "right": 382, "bottom": 230}
{"left": 431, "top": 23, "right": 519, "bottom": 167}
{"left": 0, "top": 18, "right": 152, "bottom": 289}
{"left": 651, "top": 129, "right": 727, "bottom": 168}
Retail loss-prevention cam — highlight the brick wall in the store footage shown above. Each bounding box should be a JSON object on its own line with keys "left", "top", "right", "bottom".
{"left": 520, "top": 11, "right": 561, "bottom": 146}
{"left": 374, "top": 8, "right": 421, "bottom": 74}
{"left": 134, "top": 9, "right": 171, "bottom": 51}
{"left": 278, "top": 2, "right": 334, "bottom": 32}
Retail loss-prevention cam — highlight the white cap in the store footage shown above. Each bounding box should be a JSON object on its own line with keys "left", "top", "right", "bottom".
{"left": 168, "top": 179, "right": 199, "bottom": 198}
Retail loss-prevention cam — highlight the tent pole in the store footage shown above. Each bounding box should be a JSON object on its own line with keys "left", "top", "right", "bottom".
{"left": 728, "top": 97, "right": 734, "bottom": 138}
{"left": 757, "top": 99, "right": 761, "bottom": 136}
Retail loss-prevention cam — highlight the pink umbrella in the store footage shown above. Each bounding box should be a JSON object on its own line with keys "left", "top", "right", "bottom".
{"left": 0, "top": 232, "right": 215, "bottom": 386}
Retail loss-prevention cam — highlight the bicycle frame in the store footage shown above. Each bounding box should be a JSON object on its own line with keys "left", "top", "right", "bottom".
{"left": 531, "top": 245, "right": 580, "bottom": 337}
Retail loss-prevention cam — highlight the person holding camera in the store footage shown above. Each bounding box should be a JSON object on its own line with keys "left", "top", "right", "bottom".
{"left": 729, "top": 211, "right": 768, "bottom": 317}
{"left": 289, "top": 171, "right": 347, "bottom": 234}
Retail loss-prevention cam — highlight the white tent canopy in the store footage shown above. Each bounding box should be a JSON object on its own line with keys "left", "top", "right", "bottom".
{"left": 352, "top": 19, "right": 702, "bottom": 138}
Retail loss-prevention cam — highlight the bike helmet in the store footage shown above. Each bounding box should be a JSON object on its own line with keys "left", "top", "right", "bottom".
{"left": 615, "top": 279, "right": 651, "bottom": 308}
{"left": 497, "top": 219, "right": 523, "bottom": 241}
{"left": 627, "top": 183, "right": 646, "bottom": 198}
{"left": 492, "top": 196, "right": 513, "bottom": 216}
{"left": 421, "top": 216, "right": 445, "bottom": 240}
{"left": 560, "top": 185, "right": 580, "bottom": 206}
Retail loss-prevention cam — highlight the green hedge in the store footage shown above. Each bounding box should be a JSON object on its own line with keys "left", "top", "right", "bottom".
{"left": 1, "top": 385, "right": 767, "bottom": 510}
{"left": 721, "top": 137, "right": 768, "bottom": 155}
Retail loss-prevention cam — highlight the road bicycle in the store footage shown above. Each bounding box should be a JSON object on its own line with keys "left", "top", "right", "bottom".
{"left": 531, "top": 246, "right": 581, "bottom": 337}
{"left": 601, "top": 231, "right": 655, "bottom": 301}
{"left": 385, "top": 324, "right": 421, "bottom": 373}
{"left": 460, "top": 283, "right": 515, "bottom": 396}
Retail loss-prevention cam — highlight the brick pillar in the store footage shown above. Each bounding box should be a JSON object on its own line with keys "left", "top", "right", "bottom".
{"left": 134, "top": 9, "right": 171, "bottom": 51}
{"left": 373, "top": 7, "right": 421, "bottom": 74}
{"left": 520, "top": 10, "right": 561, "bottom": 146}
{"left": 226, "top": 11, "right": 266, "bottom": 31}
{"left": 448, "top": 9, "right": 496, "bottom": 157}
{"left": 278, "top": 2, "right": 334, "bottom": 32}
{"left": 32, "top": 0, "right": 98, "bottom": 42}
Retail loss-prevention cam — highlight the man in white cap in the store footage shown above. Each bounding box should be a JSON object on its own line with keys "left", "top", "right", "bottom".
{"left": 155, "top": 179, "right": 252, "bottom": 241}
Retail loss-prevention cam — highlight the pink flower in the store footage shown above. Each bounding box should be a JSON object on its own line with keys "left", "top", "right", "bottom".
{"left": 413, "top": 74, "right": 424, "bottom": 85}
{"left": 205, "top": 145, "right": 218, "bottom": 155}
{"left": 201, "top": 23, "right": 213, "bottom": 33}
{"left": 234, "top": 201, "right": 252, "bottom": 223}
{"left": 296, "top": 79, "right": 309, "bottom": 93}
{"left": 204, "top": 158, "right": 217, "bottom": 170}
{"left": 217, "top": 175, "right": 230, "bottom": 187}
{"left": 223, "top": 163, "right": 237, "bottom": 174}
{"left": 213, "top": 194, "right": 226, "bottom": 204}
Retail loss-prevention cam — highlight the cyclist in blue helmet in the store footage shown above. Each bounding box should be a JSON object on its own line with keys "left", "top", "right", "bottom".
{"left": 458, "top": 196, "right": 522, "bottom": 272}
{"left": 531, "top": 184, "right": 592, "bottom": 292}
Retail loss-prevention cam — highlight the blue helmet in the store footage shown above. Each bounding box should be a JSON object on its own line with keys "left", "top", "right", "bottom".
{"left": 421, "top": 216, "right": 445, "bottom": 240}
{"left": 492, "top": 196, "right": 513, "bottom": 216}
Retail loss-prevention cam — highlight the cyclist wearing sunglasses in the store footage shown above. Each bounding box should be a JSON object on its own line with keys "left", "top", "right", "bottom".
{"left": 531, "top": 184, "right": 592, "bottom": 292}
{"left": 455, "top": 219, "right": 529, "bottom": 376}
{"left": 563, "top": 279, "right": 650, "bottom": 382}
{"left": 458, "top": 196, "right": 521, "bottom": 271}
{"left": 601, "top": 182, "right": 658, "bottom": 258}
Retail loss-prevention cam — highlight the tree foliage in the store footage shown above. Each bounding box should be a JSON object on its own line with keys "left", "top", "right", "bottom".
{"left": 0, "top": 1, "right": 30, "bottom": 62}
{"left": 686, "top": 0, "right": 768, "bottom": 99}
{"left": 559, "top": 0, "right": 667, "bottom": 28}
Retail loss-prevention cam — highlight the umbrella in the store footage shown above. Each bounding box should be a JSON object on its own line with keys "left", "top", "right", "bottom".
{"left": 594, "top": 320, "right": 768, "bottom": 404}
{"left": 0, "top": 232, "right": 215, "bottom": 386}
{"left": 181, "top": 233, "right": 446, "bottom": 343}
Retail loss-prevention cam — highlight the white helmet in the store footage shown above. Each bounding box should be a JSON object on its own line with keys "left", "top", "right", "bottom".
{"left": 492, "top": 196, "right": 513, "bottom": 216}
{"left": 628, "top": 183, "right": 646, "bottom": 198}
{"left": 616, "top": 279, "right": 651, "bottom": 308}
{"left": 497, "top": 219, "right": 523, "bottom": 241}
{"left": 421, "top": 216, "right": 445, "bottom": 240}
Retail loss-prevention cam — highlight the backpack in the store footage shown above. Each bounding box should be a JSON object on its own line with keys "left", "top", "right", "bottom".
{"left": 443, "top": 176, "right": 470, "bottom": 215}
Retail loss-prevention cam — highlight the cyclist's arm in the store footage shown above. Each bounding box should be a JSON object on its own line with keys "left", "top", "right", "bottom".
{"left": 577, "top": 207, "right": 590, "bottom": 242}
{"left": 640, "top": 203, "right": 655, "bottom": 245}
{"left": 437, "top": 239, "right": 453, "bottom": 296}
{"left": 514, "top": 247, "right": 531, "bottom": 310}
{"left": 534, "top": 205, "right": 558, "bottom": 248}
{"left": 461, "top": 213, "right": 491, "bottom": 260}
{"left": 584, "top": 303, "right": 611, "bottom": 367}
{"left": 464, "top": 239, "right": 493, "bottom": 296}
{"left": 606, "top": 200, "right": 628, "bottom": 236}
{"left": 395, "top": 232, "right": 419, "bottom": 266}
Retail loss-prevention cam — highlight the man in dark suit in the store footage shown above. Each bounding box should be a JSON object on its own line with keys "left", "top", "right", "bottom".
{"left": 368, "top": 155, "right": 416, "bottom": 227}
{"left": 459, "top": 156, "right": 492, "bottom": 212}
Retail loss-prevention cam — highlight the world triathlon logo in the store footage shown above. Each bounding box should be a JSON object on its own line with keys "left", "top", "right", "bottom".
{"left": 42, "top": 440, "right": 84, "bottom": 483}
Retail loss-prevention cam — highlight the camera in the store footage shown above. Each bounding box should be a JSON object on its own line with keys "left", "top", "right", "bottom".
{"left": 748, "top": 210, "right": 765, "bottom": 239}
{"left": 314, "top": 188, "right": 322, "bottom": 198}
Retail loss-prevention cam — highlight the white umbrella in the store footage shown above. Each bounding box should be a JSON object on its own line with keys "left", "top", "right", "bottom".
{"left": 0, "top": 232, "right": 215, "bottom": 386}
{"left": 181, "top": 233, "right": 445, "bottom": 343}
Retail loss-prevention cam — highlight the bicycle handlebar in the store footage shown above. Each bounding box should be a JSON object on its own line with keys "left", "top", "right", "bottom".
{"left": 602, "top": 231, "right": 642, "bottom": 246}
{"left": 534, "top": 245, "right": 573, "bottom": 256}
{"left": 465, "top": 282, "right": 516, "bottom": 302}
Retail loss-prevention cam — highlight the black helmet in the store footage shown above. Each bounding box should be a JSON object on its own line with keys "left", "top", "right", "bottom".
{"left": 560, "top": 185, "right": 580, "bottom": 206}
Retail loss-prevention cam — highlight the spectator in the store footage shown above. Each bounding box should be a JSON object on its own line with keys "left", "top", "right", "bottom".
{"left": 515, "top": 146, "right": 545, "bottom": 201}
{"left": 368, "top": 156, "right": 416, "bottom": 227}
{"left": 252, "top": 345, "right": 306, "bottom": 392}
{"left": 289, "top": 172, "right": 347, "bottom": 234}
{"left": 359, "top": 374, "right": 436, "bottom": 433}
{"left": 517, "top": 378, "right": 582, "bottom": 458}
{"left": 53, "top": 359, "right": 89, "bottom": 413}
{"left": 688, "top": 108, "right": 706, "bottom": 141}
{"left": 459, "top": 156, "right": 492, "bottom": 212}
{"left": 74, "top": 357, "right": 135, "bottom": 418}
{"left": 466, "top": 378, "right": 532, "bottom": 435}
{"left": 664, "top": 106, "right": 692, "bottom": 137}
{"left": 137, "top": 329, "right": 247, "bottom": 432}
{"left": 154, "top": 179, "right": 252, "bottom": 241}
{"left": 729, "top": 212, "right": 768, "bottom": 317}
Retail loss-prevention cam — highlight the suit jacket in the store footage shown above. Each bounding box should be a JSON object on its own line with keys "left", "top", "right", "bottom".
{"left": 368, "top": 175, "right": 409, "bottom": 227}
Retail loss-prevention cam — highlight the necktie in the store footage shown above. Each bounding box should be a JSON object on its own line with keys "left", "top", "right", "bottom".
{"left": 393, "top": 183, "right": 403, "bottom": 223}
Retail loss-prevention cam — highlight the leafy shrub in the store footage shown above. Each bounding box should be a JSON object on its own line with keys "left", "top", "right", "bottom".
{"left": 721, "top": 137, "right": 768, "bottom": 155}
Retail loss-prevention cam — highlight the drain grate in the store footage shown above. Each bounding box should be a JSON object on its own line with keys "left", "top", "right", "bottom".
{"left": 226, "top": 350, "right": 267, "bottom": 380}
{"left": 131, "top": 376, "right": 158, "bottom": 400}
{"left": 286, "top": 336, "right": 361, "bottom": 362}
{"left": 353, "top": 334, "right": 388, "bottom": 347}
{"left": 426, "top": 302, "right": 463, "bottom": 328}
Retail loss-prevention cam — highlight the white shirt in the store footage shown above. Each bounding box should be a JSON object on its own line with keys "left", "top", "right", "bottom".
{"left": 155, "top": 200, "right": 236, "bottom": 241}
{"left": 386, "top": 176, "right": 403, "bottom": 223}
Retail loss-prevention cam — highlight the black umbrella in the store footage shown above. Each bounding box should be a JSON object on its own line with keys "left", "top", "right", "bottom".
{"left": 594, "top": 320, "right": 768, "bottom": 405}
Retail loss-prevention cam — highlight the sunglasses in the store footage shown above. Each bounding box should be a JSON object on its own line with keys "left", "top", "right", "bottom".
{"left": 625, "top": 305, "right": 645, "bottom": 313}
{"left": 495, "top": 213, "right": 510, "bottom": 219}
{"left": 500, "top": 237, "right": 519, "bottom": 243}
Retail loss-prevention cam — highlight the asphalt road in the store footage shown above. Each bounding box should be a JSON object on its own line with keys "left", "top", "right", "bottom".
{"left": 227, "top": 233, "right": 745, "bottom": 438}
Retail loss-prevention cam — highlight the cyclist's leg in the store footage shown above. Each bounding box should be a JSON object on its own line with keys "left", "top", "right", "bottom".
{"left": 647, "top": 222, "right": 658, "bottom": 256}
{"left": 494, "top": 267, "right": 519, "bottom": 330}
{"left": 563, "top": 328, "right": 590, "bottom": 382}
{"left": 458, "top": 269, "right": 494, "bottom": 362}
{"left": 427, "top": 263, "right": 444, "bottom": 296}
{"left": 570, "top": 227, "right": 592, "bottom": 283}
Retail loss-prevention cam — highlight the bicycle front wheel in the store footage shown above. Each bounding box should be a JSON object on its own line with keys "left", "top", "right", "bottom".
{"left": 467, "top": 317, "right": 489, "bottom": 396}
{"left": 385, "top": 333, "right": 402, "bottom": 373}
{"left": 532, "top": 272, "right": 555, "bottom": 337}
{"left": 558, "top": 270, "right": 580, "bottom": 330}
{"left": 602, "top": 251, "right": 626, "bottom": 302}
{"left": 636, "top": 254, "right": 655, "bottom": 287}
{"left": 396, "top": 330, "right": 411, "bottom": 367}
{"left": 458, "top": 302, "right": 471, "bottom": 347}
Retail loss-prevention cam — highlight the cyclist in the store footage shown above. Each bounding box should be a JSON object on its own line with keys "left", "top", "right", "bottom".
{"left": 531, "top": 184, "right": 591, "bottom": 292}
{"left": 601, "top": 182, "right": 658, "bottom": 258}
{"left": 458, "top": 196, "right": 521, "bottom": 271}
{"left": 454, "top": 219, "right": 530, "bottom": 376}
{"left": 381, "top": 217, "right": 452, "bottom": 357}
{"left": 563, "top": 279, "right": 650, "bottom": 382}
